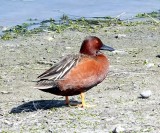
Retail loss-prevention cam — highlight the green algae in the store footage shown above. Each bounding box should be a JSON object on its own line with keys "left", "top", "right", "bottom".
{"left": 136, "top": 11, "right": 160, "bottom": 18}
{"left": 1, "top": 12, "right": 160, "bottom": 40}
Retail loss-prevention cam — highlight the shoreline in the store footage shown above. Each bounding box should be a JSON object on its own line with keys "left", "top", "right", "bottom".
{"left": 0, "top": 10, "right": 160, "bottom": 40}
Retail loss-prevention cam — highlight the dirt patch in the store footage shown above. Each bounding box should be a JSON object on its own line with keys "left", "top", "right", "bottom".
{"left": 0, "top": 23, "right": 160, "bottom": 132}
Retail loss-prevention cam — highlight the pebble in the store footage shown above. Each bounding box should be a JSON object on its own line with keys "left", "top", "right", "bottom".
{"left": 112, "top": 126, "right": 125, "bottom": 133}
{"left": 65, "top": 46, "right": 72, "bottom": 50}
{"left": 115, "top": 34, "right": 126, "bottom": 38}
{"left": 46, "top": 36, "right": 54, "bottom": 41}
{"left": 146, "top": 63, "right": 154, "bottom": 68}
{"left": 1, "top": 91, "right": 11, "bottom": 94}
{"left": 140, "top": 90, "right": 152, "bottom": 98}
{"left": 156, "top": 55, "right": 160, "bottom": 58}
{"left": 112, "top": 50, "right": 128, "bottom": 55}
{"left": 144, "top": 59, "right": 155, "bottom": 68}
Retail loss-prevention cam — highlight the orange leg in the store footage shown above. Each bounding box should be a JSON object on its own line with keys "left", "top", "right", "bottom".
{"left": 65, "top": 96, "right": 69, "bottom": 105}
{"left": 67, "top": 92, "right": 86, "bottom": 107}
{"left": 80, "top": 92, "right": 86, "bottom": 107}
{"left": 80, "top": 92, "right": 95, "bottom": 108}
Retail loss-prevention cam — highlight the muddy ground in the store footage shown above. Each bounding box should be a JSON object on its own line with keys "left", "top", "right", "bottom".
{"left": 0, "top": 23, "right": 160, "bottom": 133}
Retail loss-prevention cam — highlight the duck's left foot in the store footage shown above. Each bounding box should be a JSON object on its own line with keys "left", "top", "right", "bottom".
{"left": 78, "top": 92, "right": 96, "bottom": 108}
{"left": 75, "top": 103, "right": 96, "bottom": 108}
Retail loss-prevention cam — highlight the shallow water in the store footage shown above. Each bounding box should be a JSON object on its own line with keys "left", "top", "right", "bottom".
{"left": 0, "top": 0, "right": 160, "bottom": 27}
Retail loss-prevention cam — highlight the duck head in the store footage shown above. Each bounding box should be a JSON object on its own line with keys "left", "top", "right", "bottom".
{"left": 80, "top": 36, "right": 114, "bottom": 56}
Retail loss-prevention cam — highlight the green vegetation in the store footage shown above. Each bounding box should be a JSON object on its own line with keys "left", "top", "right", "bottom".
{"left": 1, "top": 22, "right": 44, "bottom": 40}
{"left": 1, "top": 12, "right": 160, "bottom": 40}
{"left": 136, "top": 11, "right": 160, "bottom": 18}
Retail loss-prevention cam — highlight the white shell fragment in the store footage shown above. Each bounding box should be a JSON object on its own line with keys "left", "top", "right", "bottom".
{"left": 112, "top": 126, "right": 125, "bottom": 133}
{"left": 65, "top": 47, "right": 72, "bottom": 50}
{"left": 112, "top": 50, "right": 128, "bottom": 55}
{"left": 146, "top": 63, "right": 154, "bottom": 68}
{"left": 144, "top": 59, "right": 155, "bottom": 68}
{"left": 1, "top": 91, "right": 11, "bottom": 94}
{"left": 140, "top": 90, "right": 152, "bottom": 98}
{"left": 46, "top": 36, "right": 54, "bottom": 41}
{"left": 115, "top": 34, "right": 127, "bottom": 38}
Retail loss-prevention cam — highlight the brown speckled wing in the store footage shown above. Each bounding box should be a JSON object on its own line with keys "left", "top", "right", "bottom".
{"left": 35, "top": 54, "right": 81, "bottom": 89}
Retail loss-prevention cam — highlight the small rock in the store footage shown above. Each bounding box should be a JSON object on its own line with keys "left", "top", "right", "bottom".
{"left": 144, "top": 59, "right": 155, "bottom": 68}
{"left": 146, "top": 63, "right": 154, "bottom": 68}
{"left": 48, "top": 129, "right": 53, "bottom": 133}
{"left": 140, "top": 90, "right": 152, "bottom": 98}
{"left": 115, "top": 34, "right": 126, "bottom": 39}
{"left": 112, "top": 50, "right": 128, "bottom": 55}
{"left": 112, "top": 126, "right": 125, "bottom": 133}
{"left": 1, "top": 91, "right": 11, "bottom": 94}
{"left": 156, "top": 55, "right": 160, "bottom": 58}
{"left": 65, "top": 47, "right": 72, "bottom": 50}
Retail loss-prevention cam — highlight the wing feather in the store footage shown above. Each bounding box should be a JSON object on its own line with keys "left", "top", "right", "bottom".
{"left": 35, "top": 54, "right": 82, "bottom": 89}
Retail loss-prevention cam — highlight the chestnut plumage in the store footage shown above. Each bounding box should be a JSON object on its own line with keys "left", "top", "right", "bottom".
{"left": 35, "top": 36, "right": 114, "bottom": 107}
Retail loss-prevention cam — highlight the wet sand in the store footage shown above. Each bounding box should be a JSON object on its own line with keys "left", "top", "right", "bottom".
{"left": 0, "top": 23, "right": 160, "bottom": 132}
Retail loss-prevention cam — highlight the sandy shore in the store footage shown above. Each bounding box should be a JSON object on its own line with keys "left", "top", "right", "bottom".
{"left": 0, "top": 22, "right": 160, "bottom": 132}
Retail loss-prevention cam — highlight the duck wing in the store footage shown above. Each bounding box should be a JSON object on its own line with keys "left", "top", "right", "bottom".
{"left": 35, "top": 54, "right": 81, "bottom": 89}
